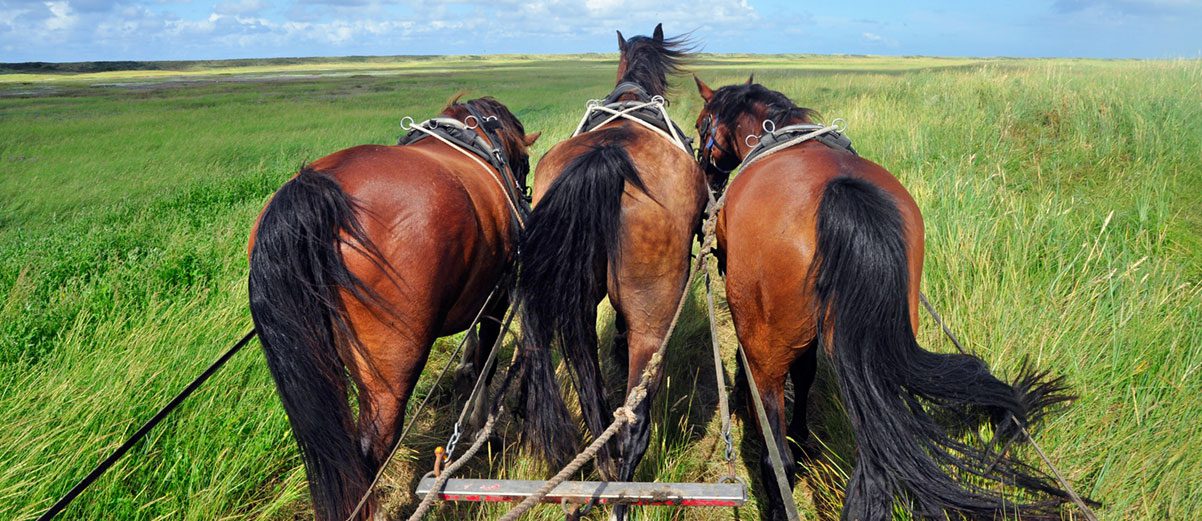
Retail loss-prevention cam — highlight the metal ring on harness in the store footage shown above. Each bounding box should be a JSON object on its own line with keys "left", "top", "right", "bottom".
{"left": 745, "top": 133, "right": 761, "bottom": 149}
{"left": 463, "top": 114, "right": 479, "bottom": 130}
{"left": 651, "top": 95, "right": 667, "bottom": 106}
{"left": 399, "top": 116, "right": 415, "bottom": 131}
{"left": 762, "top": 119, "right": 776, "bottom": 134}
{"left": 830, "top": 117, "right": 847, "bottom": 133}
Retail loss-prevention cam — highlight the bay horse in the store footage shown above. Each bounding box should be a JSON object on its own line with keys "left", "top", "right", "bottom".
{"left": 247, "top": 96, "right": 539, "bottom": 520}
{"left": 692, "top": 78, "right": 1077, "bottom": 520}
{"left": 515, "top": 22, "right": 707, "bottom": 506}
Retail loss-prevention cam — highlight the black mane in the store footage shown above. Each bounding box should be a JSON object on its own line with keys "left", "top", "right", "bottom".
{"left": 619, "top": 35, "right": 692, "bottom": 96}
{"left": 708, "top": 83, "right": 817, "bottom": 131}
{"left": 463, "top": 96, "right": 532, "bottom": 182}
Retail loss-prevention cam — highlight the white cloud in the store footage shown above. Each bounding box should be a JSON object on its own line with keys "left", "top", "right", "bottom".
{"left": 43, "top": 0, "right": 77, "bottom": 31}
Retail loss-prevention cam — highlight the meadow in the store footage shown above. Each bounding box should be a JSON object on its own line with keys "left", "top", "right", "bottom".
{"left": 1, "top": 53, "right": 1199, "bottom": 520}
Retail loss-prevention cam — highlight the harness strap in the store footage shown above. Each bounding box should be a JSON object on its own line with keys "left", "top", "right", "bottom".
{"left": 400, "top": 119, "right": 527, "bottom": 228}
{"left": 573, "top": 85, "right": 693, "bottom": 153}
{"left": 740, "top": 123, "right": 850, "bottom": 171}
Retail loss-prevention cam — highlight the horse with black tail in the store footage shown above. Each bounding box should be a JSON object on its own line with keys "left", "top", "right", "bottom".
{"left": 692, "top": 77, "right": 1082, "bottom": 520}
{"left": 515, "top": 23, "right": 707, "bottom": 518}
{"left": 247, "top": 96, "right": 539, "bottom": 520}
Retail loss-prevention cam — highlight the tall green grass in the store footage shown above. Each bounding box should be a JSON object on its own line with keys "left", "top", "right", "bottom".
{"left": 1, "top": 55, "right": 1198, "bottom": 519}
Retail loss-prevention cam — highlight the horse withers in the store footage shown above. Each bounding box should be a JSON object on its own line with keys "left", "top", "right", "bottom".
{"left": 515, "top": 22, "right": 708, "bottom": 511}
{"left": 247, "top": 96, "right": 539, "bottom": 520}
{"left": 693, "top": 77, "right": 1078, "bottom": 520}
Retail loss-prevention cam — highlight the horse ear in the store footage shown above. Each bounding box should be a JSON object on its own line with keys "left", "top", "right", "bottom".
{"left": 746, "top": 74, "right": 755, "bottom": 85}
{"left": 523, "top": 131, "right": 541, "bottom": 146}
{"left": 616, "top": 30, "right": 626, "bottom": 51}
{"left": 652, "top": 23, "right": 664, "bottom": 42}
{"left": 694, "top": 74, "right": 714, "bottom": 102}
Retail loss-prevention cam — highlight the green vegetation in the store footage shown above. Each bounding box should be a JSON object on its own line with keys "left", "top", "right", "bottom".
{"left": 1, "top": 55, "right": 1199, "bottom": 520}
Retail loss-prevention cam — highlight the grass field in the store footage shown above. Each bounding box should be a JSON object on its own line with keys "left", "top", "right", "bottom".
{"left": 1, "top": 54, "right": 1199, "bottom": 520}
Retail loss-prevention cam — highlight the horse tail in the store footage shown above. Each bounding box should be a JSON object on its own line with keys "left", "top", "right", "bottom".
{"left": 248, "top": 167, "right": 383, "bottom": 521}
{"left": 515, "top": 128, "right": 645, "bottom": 469}
{"left": 813, "top": 176, "right": 1076, "bottom": 520}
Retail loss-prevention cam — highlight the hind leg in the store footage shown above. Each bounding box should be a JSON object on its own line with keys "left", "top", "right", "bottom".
{"left": 787, "top": 342, "right": 818, "bottom": 464}
{"left": 745, "top": 348, "right": 799, "bottom": 521}
{"left": 341, "top": 295, "right": 437, "bottom": 470}
{"left": 610, "top": 312, "right": 629, "bottom": 376}
{"left": 607, "top": 278, "right": 688, "bottom": 520}
{"left": 458, "top": 299, "right": 509, "bottom": 429}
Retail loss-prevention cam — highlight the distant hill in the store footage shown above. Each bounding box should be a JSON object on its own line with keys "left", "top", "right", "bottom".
{"left": 0, "top": 55, "right": 459, "bottom": 74}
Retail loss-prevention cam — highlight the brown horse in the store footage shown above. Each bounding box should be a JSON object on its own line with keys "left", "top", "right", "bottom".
{"left": 692, "top": 78, "right": 1077, "bottom": 520}
{"left": 247, "top": 96, "right": 539, "bottom": 520}
{"left": 515, "top": 23, "right": 707, "bottom": 509}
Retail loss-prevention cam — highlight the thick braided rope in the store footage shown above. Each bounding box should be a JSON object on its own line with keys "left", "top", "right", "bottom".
{"left": 405, "top": 409, "right": 503, "bottom": 521}
{"left": 496, "top": 193, "right": 730, "bottom": 521}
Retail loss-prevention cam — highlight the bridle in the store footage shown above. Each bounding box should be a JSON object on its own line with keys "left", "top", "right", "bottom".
{"left": 697, "top": 113, "right": 741, "bottom": 192}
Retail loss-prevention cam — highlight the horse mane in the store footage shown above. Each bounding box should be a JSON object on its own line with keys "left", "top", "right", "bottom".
{"left": 709, "top": 83, "right": 818, "bottom": 131}
{"left": 445, "top": 96, "right": 532, "bottom": 182}
{"left": 619, "top": 34, "right": 693, "bottom": 96}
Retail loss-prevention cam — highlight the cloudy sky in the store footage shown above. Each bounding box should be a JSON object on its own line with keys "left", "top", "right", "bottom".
{"left": 1, "top": 0, "right": 1200, "bottom": 62}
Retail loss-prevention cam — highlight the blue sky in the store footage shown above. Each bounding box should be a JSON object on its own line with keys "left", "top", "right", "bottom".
{"left": 1, "top": 0, "right": 1200, "bottom": 62}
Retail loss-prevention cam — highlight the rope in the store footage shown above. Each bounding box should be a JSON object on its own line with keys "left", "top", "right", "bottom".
{"left": 573, "top": 98, "right": 688, "bottom": 151}
{"left": 703, "top": 268, "right": 737, "bottom": 475}
{"left": 403, "top": 123, "right": 526, "bottom": 227}
{"left": 406, "top": 408, "right": 504, "bottom": 521}
{"left": 36, "top": 329, "right": 257, "bottom": 521}
{"left": 918, "top": 292, "right": 968, "bottom": 355}
{"left": 497, "top": 187, "right": 733, "bottom": 520}
{"left": 341, "top": 284, "right": 506, "bottom": 521}
{"left": 735, "top": 340, "right": 802, "bottom": 521}
{"left": 919, "top": 293, "right": 1098, "bottom": 521}
{"left": 447, "top": 302, "right": 517, "bottom": 459}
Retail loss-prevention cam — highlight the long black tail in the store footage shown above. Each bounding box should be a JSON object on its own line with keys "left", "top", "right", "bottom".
{"left": 516, "top": 128, "right": 645, "bottom": 471}
{"left": 248, "top": 167, "right": 385, "bottom": 521}
{"left": 813, "top": 176, "right": 1077, "bottom": 520}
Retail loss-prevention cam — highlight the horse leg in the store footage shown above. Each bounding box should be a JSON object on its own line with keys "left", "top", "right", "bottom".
{"left": 341, "top": 296, "right": 436, "bottom": 490}
{"left": 608, "top": 281, "right": 684, "bottom": 520}
{"left": 460, "top": 298, "right": 508, "bottom": 430}
{"left": 745, "top": 348, "right": 797, "bottom": 521}
{"left": 786, "top": 342, "right": 818, "bottom": 465}
{"left": 610, "top": 312, "right": 629, "bottom": 376}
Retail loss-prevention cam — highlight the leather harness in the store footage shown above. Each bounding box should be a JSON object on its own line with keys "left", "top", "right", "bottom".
{"left": 398, "top": 113, "right": 532, "bottom": 224}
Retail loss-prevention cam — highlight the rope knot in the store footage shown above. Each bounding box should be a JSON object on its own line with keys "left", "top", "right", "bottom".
{"left": 614, "top": 406, "right": 637, "bottom": 424}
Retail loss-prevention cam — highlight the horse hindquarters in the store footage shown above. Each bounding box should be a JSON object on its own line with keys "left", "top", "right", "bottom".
{"left": 517, "top": 132, "right": 646, "bottom": 473}
{"left": 248, "top": 167, "right": 377, "bottom": 521}
{"left": 812, "top": 176, "right": 1073, "bottom": 520}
